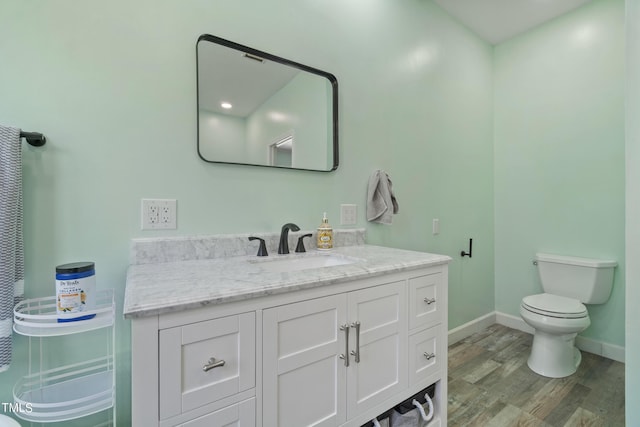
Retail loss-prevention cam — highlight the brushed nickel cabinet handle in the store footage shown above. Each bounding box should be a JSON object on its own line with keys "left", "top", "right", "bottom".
{"left": 423, "top": 297, "right": 436, "bottom": 305}
{"left": 203, "top": 357, "right": 225, "bottom": 372}
{"left": 340, "top": 324, "right": 350, "bottom": 367}
{"left": 423, "top": 352, "right": 436, "bottom": 360}
{"left": 351, "top": 321, "right": 361, "bottom": 363}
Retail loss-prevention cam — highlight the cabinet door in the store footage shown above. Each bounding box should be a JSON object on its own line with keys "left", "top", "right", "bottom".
{"left": 159, "top": 312, "right": 256, "bottom": 420}
{"left": 179, "top": 398, "right": 255, "bottom": 427}
{"left": 263, "top": 294, "right": 347, "bottom": 427}
{"left": 346, "top": 281, "right": 407, "bottom": 418}
{"left": 409, "top": 272, "right": 443, "bottom": 330}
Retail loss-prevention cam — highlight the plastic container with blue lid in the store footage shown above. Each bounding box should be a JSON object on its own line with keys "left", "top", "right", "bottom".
{"left": 56, "top": 262, "right": 96, "bottom": 322}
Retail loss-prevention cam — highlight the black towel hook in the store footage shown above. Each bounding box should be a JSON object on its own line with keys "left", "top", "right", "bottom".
{"left": 461, "top": 238, "right": 473, "bottom": 258}
{"left": 20, "top": 131, "right": 46, "bottom": 147}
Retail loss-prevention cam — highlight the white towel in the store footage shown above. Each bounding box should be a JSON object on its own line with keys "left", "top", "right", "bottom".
{"left": 367, "top": 170, "right": 399, "bottom": 225}
{"left": 0, "top": 125, "right": 24, "bottom": 372}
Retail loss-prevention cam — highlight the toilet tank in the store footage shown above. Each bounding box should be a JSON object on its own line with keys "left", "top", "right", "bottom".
{"left": 535, "top": 253, "right": 617, "bottom": 304}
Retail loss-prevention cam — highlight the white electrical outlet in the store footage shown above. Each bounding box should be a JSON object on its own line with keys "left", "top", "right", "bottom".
{"left": 340, "top": 204, "right": 357, "bottom": 225}
{"left": 141, "top": 199, "right": 177, "bottom": 230}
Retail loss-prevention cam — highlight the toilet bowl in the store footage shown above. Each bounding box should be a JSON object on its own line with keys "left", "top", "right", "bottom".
{"left": 520, "top": 253, "right": 616, "bottom": 378}
{"left": 520, "top": 293, "right": 590, "bottom": 377}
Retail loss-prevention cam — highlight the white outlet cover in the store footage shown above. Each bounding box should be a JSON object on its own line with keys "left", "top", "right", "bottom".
{"left": 141, "top": 199, "right": 177, "bottom": 230}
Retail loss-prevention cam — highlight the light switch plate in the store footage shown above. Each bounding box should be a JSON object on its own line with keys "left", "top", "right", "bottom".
{"left": 340, "top": 204, "right": 357, "bottom": 225}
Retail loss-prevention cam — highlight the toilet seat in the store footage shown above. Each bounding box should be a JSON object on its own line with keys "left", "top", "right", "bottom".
{"left": 522, "top": 293, "right": 587, "bottom": 319}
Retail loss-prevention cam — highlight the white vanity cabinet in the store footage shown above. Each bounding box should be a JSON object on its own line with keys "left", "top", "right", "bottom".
{"left": 128, "top": 245, "right": 449, "bottom": 427}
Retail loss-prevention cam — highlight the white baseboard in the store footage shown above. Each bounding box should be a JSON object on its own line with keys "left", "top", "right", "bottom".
{"left": 448, "top": 312, "right": 496, "bottom": 345}
{"left": 495, "top": 311, "right": 535, "bottom": 334}
{"left": 448, "top": 311, "right": 625, "bottom": 363}
{"left": 575, "top": 335, "right": 625, "bottom": 363}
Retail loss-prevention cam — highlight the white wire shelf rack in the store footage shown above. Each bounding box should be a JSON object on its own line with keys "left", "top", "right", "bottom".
{"left": 13, "top": 356, "right": 115, "bottom": 423}
{"left": 13, "top": 289, "right": 115, "bottom": 337}
{"left": 12, "top": 288, "right": 116, "bottom": 424}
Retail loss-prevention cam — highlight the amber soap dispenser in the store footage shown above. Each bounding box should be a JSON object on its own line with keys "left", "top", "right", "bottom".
{"left": 317, "top": 212, "right": 333, "bottom": 250}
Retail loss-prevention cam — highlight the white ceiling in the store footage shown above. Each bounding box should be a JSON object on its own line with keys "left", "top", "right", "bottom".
{"left": 432, "top": 0, "right": 594, "bottom": 44}
{"left": 198, "top": 40, "right": 299, "bottom": 117}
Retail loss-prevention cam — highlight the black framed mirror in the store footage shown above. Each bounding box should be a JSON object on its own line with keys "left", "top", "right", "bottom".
{"left": 197, "top": 35, "right": 339, "bottom": 171}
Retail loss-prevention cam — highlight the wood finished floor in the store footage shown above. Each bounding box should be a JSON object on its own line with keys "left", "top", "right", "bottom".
{"left": 447, "top": 324, "right": 625, "bottom": 426}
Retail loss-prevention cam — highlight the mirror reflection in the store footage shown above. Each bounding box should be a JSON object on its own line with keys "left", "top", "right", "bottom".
{"left": 197, "top": 35, "right": 339, "bottom": 171}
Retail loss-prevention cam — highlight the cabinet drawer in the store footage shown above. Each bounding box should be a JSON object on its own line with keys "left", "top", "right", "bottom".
{"left": 179, "top": 398, "right": 255, "bottom": 427}
{"left": 408, "top": 324, "right": 442, "bottom": 386}
{"left": 409, "top": 272, "right": 443, "bottom": 330}
{"left": 159, "top": 312, "right": 256, "bottom": 420}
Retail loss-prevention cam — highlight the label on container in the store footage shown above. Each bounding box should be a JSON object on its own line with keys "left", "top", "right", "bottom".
{"left": 56, "top": 273, "right": 96, "bottom": 321}
{"left": 317, "top": 229, "right": 333, "bottom": 250}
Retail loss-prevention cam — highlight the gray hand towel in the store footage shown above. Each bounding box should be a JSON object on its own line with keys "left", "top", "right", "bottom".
{"left": 0, "top": 125, "right": 24, "bottom": 372}
{"left": 367, "top": 170, "right": 399, "bottom": 225}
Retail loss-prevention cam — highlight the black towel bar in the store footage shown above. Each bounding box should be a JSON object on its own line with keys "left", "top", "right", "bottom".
{"left": 20, "top": 131, "right": 46, "bottom": 147}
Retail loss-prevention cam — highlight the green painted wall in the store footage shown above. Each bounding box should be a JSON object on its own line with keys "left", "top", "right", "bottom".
{"left": 0, "top": 0, "right": 494, "bottom": 423}
{"left": 246, "top": 72, "right": 329, "bottom": 170}
{"left": 364, "top": 11, "right": 495, "bottom": 330}
{"left": 494, "top": 0, "right": 625, "bottom": 346}
{"left": 625, "top": 0, "right": 640, "bottom": 423}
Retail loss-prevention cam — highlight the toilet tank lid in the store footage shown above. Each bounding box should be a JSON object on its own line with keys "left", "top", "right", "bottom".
{"left": 535, "top": 253, "right": 617, "bottom": 268}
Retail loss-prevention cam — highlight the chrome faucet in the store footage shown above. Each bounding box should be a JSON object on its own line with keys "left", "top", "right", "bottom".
{"left": 278, "top": 223, "right": 300, "bottom": 254}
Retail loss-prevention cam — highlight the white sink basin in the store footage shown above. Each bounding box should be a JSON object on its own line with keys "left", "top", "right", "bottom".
{"left": 250, "top": 254, "right": 357, "bottom": 273}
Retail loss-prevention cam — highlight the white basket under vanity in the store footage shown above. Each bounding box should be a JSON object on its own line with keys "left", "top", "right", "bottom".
{"left": 12, "top": 289, "right": 116, "bottom": 425}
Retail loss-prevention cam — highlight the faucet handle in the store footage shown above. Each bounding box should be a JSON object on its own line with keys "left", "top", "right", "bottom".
{"left": 248, "top": 237, "right": 268, "bottom": 257}
{"left": 295, "top": 234, "right": 313, "bottom": 253}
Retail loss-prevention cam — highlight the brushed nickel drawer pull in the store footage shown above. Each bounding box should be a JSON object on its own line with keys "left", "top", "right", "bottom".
{"left": 423, "top": 352, "right": 436, "bottom": 360}
{"left": 423, "top": 297, "right": 436, "bottom": 305}
{"left": 340, "top": 324, "right": 350, "bottom": 367}
{"left": 351, "top": 321, "right": 361, "bottom": 363}
{"left": 203, "top": 357, "right": 225, "bottom": 372}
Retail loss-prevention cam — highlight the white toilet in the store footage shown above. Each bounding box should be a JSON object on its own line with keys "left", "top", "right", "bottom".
{"left": 520, "top": 253, "right": 616, "bottom": 378}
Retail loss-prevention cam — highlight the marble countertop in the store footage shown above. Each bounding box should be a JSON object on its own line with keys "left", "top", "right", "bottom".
{"left": 124, "top": 244, "right": 451, "bottom": 319}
